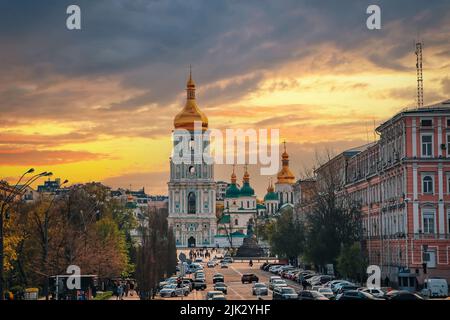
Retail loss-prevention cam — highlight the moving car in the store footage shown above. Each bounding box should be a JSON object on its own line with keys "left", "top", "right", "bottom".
{"left": 272, "top": 286, "right": 298, "bottom": 300}
{"left": 252, "top": 283, "right": 269, "bottom": 296}
{"left": 220, "top": 262, "right": 229, "bottom": 268}
{"left": 211, "top": 294, "right": 227, "bottom": 300}
{"left": 297, "top": 290, "right": 329, "bottom": 300}
{"left": 192, "top": 279, "right": 207, "bottom": 291}
{"left": 213, "top": 273, "right": 225, "bottom": 284}
{"left": 213, "top": 282, "right": 228, "bottom": 294}
{"left": 207, "top": 260, "right": 216, "bottom": 268}
{"left": 206, "top": 291, "right": 224, "bottom": 300}
{"left": 241, "top": 273, "right": 259, "bottom": 284}
{"left": 159, "top": 284, "right": 189, "bottom": 298}
{"left": 222, "top": 257, "right": 234, "bottom": 264}
{"left": 194, "top": 272, "right": 206, "bottom": 281}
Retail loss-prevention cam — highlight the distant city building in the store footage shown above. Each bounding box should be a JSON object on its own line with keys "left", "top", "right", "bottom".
{"left": 215, "top": 181, "right": 228, "bottom": 201}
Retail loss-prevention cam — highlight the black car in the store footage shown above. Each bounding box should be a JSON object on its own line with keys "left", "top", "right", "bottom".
{"left": 336, "top": 290, "right": 379, "bottom": 300}
{"left": 385, "top": 290, "right": 424, "bottom": 300}
{"left": 336, "top": 285, "right": 359, "bottom": 294}
{"left": 213, "top": 274, "right": 225, "bottom": 284}
{"left": 241, "top": 273, "right": 259, "bottom": 284}
{"left": 192, "top": 279, "right": 207, "bottom": 290}
{"left": 297, "top": 290, "right": 329, "bottom": 300}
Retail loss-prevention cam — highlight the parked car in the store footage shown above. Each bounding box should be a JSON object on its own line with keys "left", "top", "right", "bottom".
{"left": 336, "top": 284, "right": 359, "bottom": 294}
{"left": 311, "top": 275, "right": 334, "bottom": 286}
{"left": 194, "top": 258, "right": 204, "bottom": 263}
{"left": 241, "top": 273, "right": 259, "bottom": 284}
{"left": 311, "top": 285, "right": 323, "bottom": 292}
{"left": 273, "top": 286, "right": 298, "bottom": 300}
{"left": 421, "top": 278, "right": 448, "bottom": 298}
{"left": 269, "top": 279, "right": 287, "bottom": 290}
{"left": 213, "top": 273, "right": 225, "bottom": 284}
{"left": 181, "top": 279, "right": 193, "bottom": 291}
{"left": 336, "top": 290, "right": 380, "bottom": 300}
{"left": 211, "top": 294, "right": 227, "bottom": 300}
{"left": 158, "top": 276, "right": 178, "bottom": 289}
{"left": 206, "top": 291, "right": 224, "bottom": 300}
{"left": 207, "top": 261, "right": 216, "bottom": 268}
{"left": 359, "top": 287, "right": 386, "bottom": 299}
{"left": 297, "top": 290, "right": 329, "bottom": 300}
{"left": 385, "top": 290, "right": 424, "bottom": 300}
{"left": 333, "top": 282, "right": 356, "bottom": 294}
{"left": 252, "top": 283, "right": 269, "bottom": 296}
{"left": 220, "top": 262, "right": 229, "bottom": 268}
{"left": 318, "top": 287, "right": 335, "bottom": 299}
{"left": 159, "top": 284, "right": 190, "bottom": 297}
{"left": 213, "top": 282, "right": 228, "bottom": 294}
{"left": 192, "top": 279, "right": 207, "bottom": 290}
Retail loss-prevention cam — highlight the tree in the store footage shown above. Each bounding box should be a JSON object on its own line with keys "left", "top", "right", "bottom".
{"left": 268, "top": 207, "right": 305, "bottom": 264}
{"left": 337, "top": 242, "right": 367, "bottom": 283}
{"left": 303, "top": 154, "right": 363, "bottom": 271}
{"left": 135, "top": 207, "right": 176, "bottom": 299}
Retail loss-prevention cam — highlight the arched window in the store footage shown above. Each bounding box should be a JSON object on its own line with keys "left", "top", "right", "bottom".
{"left": 423, "top": 176, "right": 433, "bottom": 194}
{"left": 188, "top": 192, "right": 196, "bottom": 214}
{"left": 235, "top": 219, "right": 239, "bottom": 226}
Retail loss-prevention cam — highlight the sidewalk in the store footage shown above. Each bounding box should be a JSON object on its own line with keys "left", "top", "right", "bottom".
{"left": 109, "top": 290, "right": 140, "bottom": 300}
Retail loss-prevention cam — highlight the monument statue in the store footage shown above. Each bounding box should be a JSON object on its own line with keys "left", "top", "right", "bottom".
{"left": 236, "top": 219, "right": 264, "bottom": 257}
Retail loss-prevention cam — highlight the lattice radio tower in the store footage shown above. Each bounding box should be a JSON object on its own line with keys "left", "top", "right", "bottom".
{"left": 415, "top": 41, "right": 424, "bottom": 108}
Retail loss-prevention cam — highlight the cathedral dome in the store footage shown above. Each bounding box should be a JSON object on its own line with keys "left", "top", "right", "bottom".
{"left": 174, "top": 69, "right": 208, "bottom": 131}
{"left": 225, "top": 166, "right": 240, "bottom": 198}
{"left": 264, "top": 179, "right": 278, "bottom": 201}
{"left": 239, "top": 166, "right": 255, "bottom": 197}
{"left": 276, "top": 141, "right": 295, "bottom": 185}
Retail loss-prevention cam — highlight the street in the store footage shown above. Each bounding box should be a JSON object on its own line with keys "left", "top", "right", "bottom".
{"left": 160, "top": 251, "right": 300, "bottom": 300}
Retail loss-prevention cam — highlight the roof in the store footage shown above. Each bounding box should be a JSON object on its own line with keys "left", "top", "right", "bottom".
{"left": 264, "top": 191, "right": 278, "bottom": 201}
{"left": 239, "top": 182, "right": 255, "bottom": 197}
{"left": 376, "top": 99, "right": 450, "bottom": 132}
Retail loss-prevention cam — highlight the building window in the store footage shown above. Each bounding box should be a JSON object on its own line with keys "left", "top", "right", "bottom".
{"left": 422, "top": 176, "right": 433, "bottom": 194}
{"left": 420, "top": 119, "right": 433, "bottom": 127}
{"left": 421, "top": 135, "right": 433, "bottom": 157}
{"left": 422, "top": 211, "right": 435, "bottom": 234}
{"left": 235, "top": 219, "right": 238, "bottom": 226}
{"left": 447, "top": 134, "right": 450, "bottom": 156}
{"left": 188, "top": 192, "right": 196, "bottom": 214}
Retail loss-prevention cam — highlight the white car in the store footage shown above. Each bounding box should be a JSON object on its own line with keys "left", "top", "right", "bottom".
{"left": 269, "top": 279, "right": 287, "bottom": 290}
{"left": 318, "top": 287, "right": 335, "bottom": 299}
{"left": 207, "top": 261, "right": 215, "bottom": 268}
{"left": 206, "top": 290, "right": 224, "bottom": 300}
{"left": 159, "top": 284, "right": 189, "bottom": 297}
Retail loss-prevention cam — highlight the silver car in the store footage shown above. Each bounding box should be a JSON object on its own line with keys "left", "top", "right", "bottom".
{"left": 159, "top": 284, "right": 190, "bottom": 298}
{"left": 252, "top": 283, "right": 269, "bottom": 296}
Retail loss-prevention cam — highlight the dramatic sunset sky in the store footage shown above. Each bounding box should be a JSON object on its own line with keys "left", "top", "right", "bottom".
{"left": 1, "top": 0, "right": 449, "bottom": 196}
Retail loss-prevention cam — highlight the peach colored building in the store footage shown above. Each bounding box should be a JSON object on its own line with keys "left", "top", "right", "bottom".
{"left": 344, "top": 99, "right": 450, "bottom": 287}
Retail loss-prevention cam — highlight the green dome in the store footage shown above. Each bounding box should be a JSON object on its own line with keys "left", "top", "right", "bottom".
{"left": 225, "top": 183, "right": 240, "bottom": 198}
{"left": 239, "top": 182, "right": 255, "bottom": 197}
{"left": 264, "top": 191, "right": 278, "bottom": 201}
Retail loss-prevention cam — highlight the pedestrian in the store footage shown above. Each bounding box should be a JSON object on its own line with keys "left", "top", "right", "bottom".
{"left": 117, "top": 283, "right": 124, "bottom": 300}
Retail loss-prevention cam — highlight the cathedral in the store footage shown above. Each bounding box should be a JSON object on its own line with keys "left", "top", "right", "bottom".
{"left": 168, "top": 71, "right": 217, "bottom": 248}
{"left": 168, "top": 72, "right": 296, "bottom": 248}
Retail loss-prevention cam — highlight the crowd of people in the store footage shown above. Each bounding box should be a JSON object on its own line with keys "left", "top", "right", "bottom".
{"left": 112, "top": 280, "right": 136, "bottom": 300}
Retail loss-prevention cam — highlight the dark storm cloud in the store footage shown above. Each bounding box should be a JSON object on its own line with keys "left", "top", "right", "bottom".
{"left": 0, "top": 0, "right": 449, "bottom": 115}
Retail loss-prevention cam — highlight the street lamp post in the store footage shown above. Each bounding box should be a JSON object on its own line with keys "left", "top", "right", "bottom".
{"left": 0, "top": 170, "right": 52, "bottom": 300}
{"left": 43, "top": 179, "right": 68, "bottom": 300}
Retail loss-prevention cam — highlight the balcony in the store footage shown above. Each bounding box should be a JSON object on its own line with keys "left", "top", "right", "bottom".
{"left": 413, "top": 233, "right": 450, "bottom": 240}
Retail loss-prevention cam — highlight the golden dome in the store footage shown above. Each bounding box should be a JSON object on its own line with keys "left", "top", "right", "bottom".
{"left": 174, "top": 68, "right": 208, "bottom": 131}
{"left": 276, "top": 141, "right": 295, "bottom": 185}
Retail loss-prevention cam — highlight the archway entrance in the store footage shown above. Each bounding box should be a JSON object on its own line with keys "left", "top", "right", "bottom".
{"left": 188, "top": 236, "right": 196, "bottom": 248}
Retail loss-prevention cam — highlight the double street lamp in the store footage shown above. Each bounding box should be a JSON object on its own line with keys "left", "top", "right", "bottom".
{"left": 0, "top": 169, "right": 53, "bottom": 300}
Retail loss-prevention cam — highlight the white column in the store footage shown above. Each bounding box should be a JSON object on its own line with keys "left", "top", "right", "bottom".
{"left": 412, "top": 118, "right": 417, "bottom": 157}
{"left": 438, "top": 118, "right": 443, "bottom": 157}
{"left": 439, "top": 164, "right": 445, "bottom": 235}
